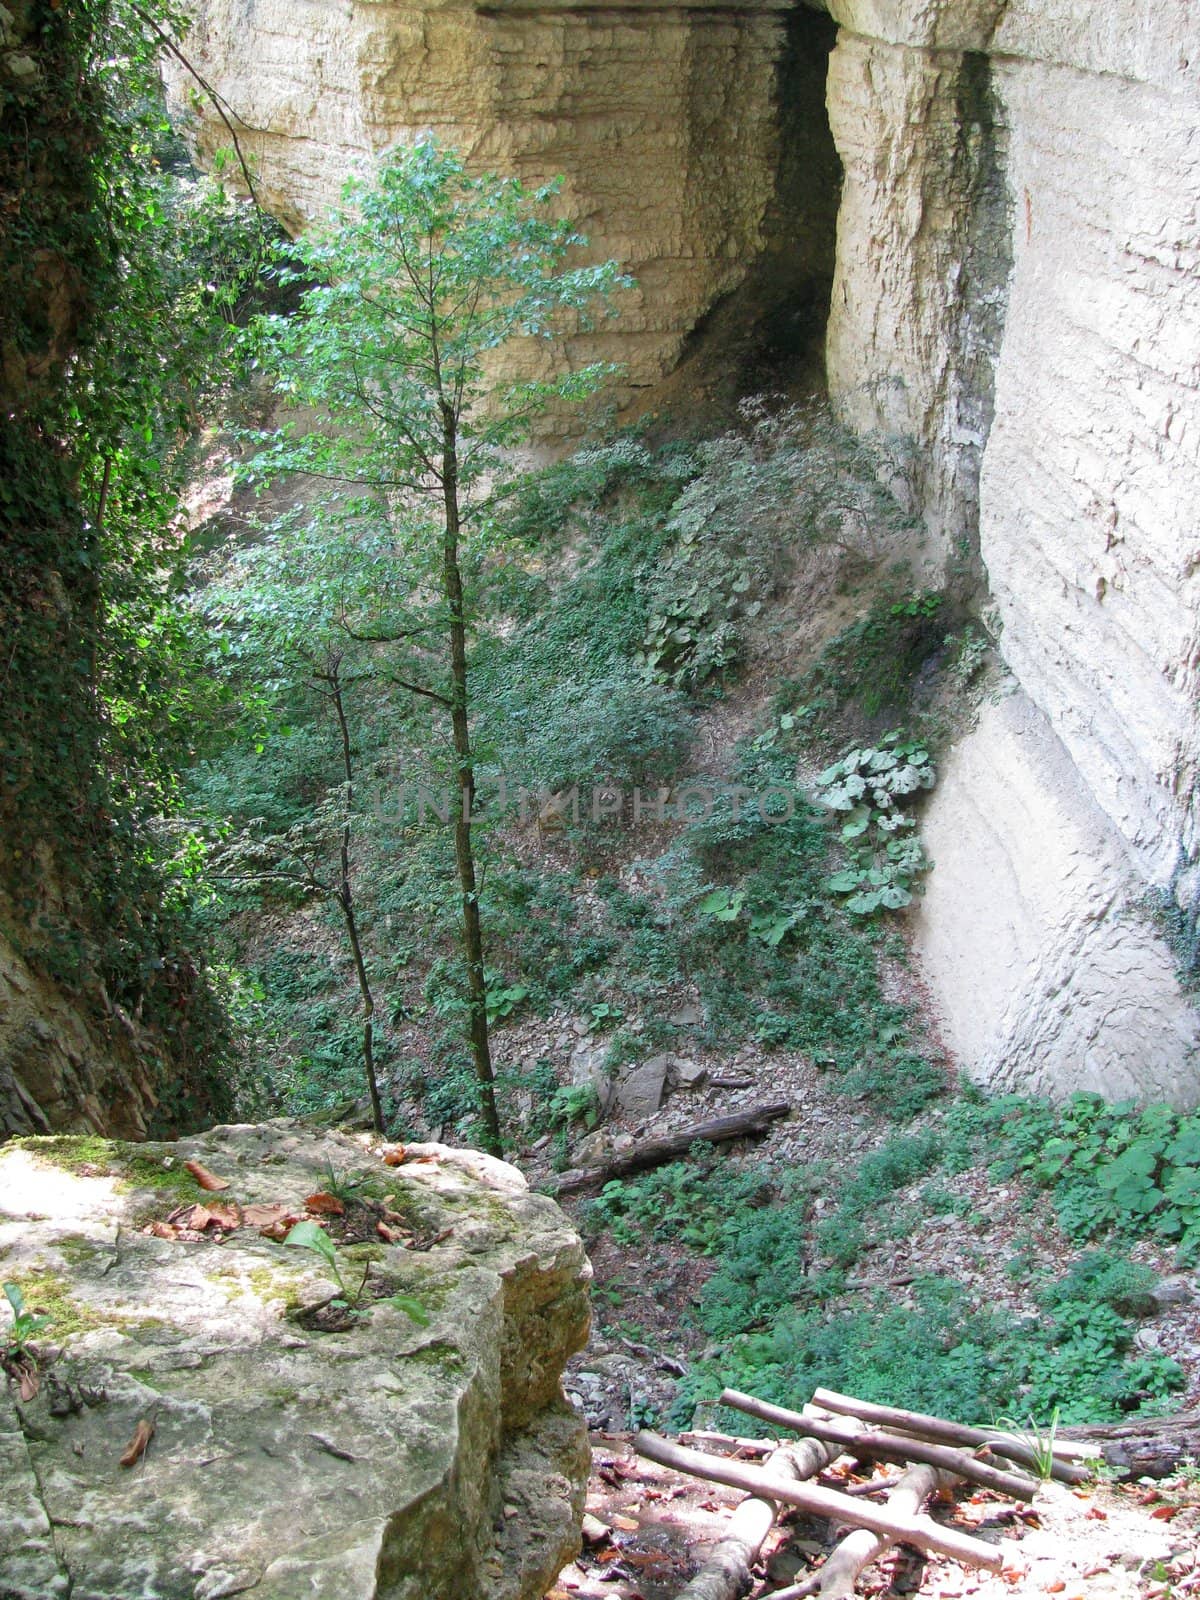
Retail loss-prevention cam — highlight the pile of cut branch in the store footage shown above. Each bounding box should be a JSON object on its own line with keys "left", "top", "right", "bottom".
{"left": 634, "top": 1385, "right": 1098, "bottom": 1600}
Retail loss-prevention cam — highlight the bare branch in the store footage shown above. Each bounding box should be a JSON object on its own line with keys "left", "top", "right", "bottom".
{"left": 127, "top": 2, "right": 264, "bottom": 207}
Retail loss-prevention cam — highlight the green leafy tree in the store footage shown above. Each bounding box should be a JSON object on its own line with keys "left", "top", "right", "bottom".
{"left": 246, "top": 138, "right": 626, "bottom": 1152}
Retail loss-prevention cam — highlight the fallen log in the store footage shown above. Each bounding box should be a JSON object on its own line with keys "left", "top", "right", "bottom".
{"left": 1061, "top": 1410, "right": 1200, "bottom": 1481}
{"left": 672, "top": 1436, "right": 840, "bottom": 1600}
{"left": 552, "top": 1102, "right": 791, "bottom": 1195}
{"left": 633, "top": 1433, "right": 1007, "bottom": 1573}
{"left": 769, "top": 1464, "right": 958, "bottom": 1600}
{"left": 719, "top": 1391, "right": 1038, "bottom": 1502}
{"left": 811, "top": 1387, "right": 1095, "bottom": 1484}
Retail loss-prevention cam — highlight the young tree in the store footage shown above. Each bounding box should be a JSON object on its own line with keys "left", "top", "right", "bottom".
{"left": 246, "top": 138, "right": 626, "bottom": 1153}
{"left": 199, "top": 524, "right": 390, "bottom": 1133}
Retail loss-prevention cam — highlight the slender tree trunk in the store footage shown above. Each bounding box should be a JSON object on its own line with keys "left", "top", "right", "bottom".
{"left": 440, "top": 400, "right": 502, "bottom": 1155}
{"left": 328, "top": 664, "right": 385, "bottom": 1136}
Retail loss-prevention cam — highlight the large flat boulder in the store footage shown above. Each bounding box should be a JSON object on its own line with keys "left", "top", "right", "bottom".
{"left": 0, "top": 1124, "right": 591, "bottom": 1599}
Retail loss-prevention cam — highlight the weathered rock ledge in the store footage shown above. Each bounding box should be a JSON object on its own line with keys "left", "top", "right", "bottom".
{"left": 0, "top": 1124, "right": 591, "bottom": 1599}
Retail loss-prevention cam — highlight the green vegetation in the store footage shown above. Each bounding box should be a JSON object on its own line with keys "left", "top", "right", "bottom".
{"left": 191, "top": 404, "right": 945, "bottom": 1134}
{"left": 1, "top": 1272, "right": 100, "bottom": 1342}
{"left": 991, "top": 1409, "right": 1061, "bottom": 1482}
{"left": 188, "top": 403, "right": 953, "bottom": 1126}
{"left": 582, "top": 1125, "right": 1185, "bottom": 1431}
{"left": 283, "top": 1219, "right": 429, "bottom": 1325}
{"left": 945, "top": 1091, "right": 1200, "bottom": 1262}
{"left": 815, "top": 733, "right": 935, "bottom": 913}
{"left": 1, "top": 0, "right": 274, "bottom": 1129}
{"left": 235, "top": 137, "right": 626, "bottom": 1151}
{"left": 638, "top": 398, "right": 912, "bottom": 689}
{"left": 2, "top": 1282, "right": 52, "bottom": 1359}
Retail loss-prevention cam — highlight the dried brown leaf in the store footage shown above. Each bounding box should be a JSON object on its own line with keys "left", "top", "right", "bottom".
{"left": 304, "top": 1192, "right": 346, "bottom": 1216}
{"left": 119, "top": 1416, "right": 156, "bottom": 1469}
{"left": 257, "top": 1216, "right": 300, "bottom": 1241}
{"left": 18, "top": 1369, "right": 40, "bottom": 1402}
{"left": 184, "top": 1161, "right": 230, "bottom": 1192}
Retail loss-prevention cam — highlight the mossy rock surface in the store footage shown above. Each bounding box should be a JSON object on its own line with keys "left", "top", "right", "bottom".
{"left": 0, "top": 1125, "right": 590, "bottom": 1599}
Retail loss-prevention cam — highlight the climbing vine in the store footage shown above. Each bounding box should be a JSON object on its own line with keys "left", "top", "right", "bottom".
{"left": 0, "top": 1, "right": 269, "bottom": 1127}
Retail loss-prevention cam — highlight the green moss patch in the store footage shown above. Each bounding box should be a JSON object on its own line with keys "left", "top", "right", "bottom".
{"left": 8, "top": 1271, "right": 101, "bottom": 1340}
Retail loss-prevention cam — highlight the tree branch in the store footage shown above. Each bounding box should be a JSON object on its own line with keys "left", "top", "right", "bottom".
{"left": 127, "top": 2, "right": 264, "bottom": 208}
{"left": 387, "top": 673, "right": 452, "bottom": 709}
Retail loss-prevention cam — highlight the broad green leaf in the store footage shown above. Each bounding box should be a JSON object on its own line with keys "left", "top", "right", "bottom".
{"left": 284, "top": 1220, "right": 337, "bottom": 1267}
{"left": 380, "top": 1293, "right": 431, "bottom": 1326}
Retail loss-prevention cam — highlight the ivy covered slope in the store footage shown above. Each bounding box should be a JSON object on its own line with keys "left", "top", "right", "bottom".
{"left": 0, "top": 2, "right": 259, "bottom": 1136}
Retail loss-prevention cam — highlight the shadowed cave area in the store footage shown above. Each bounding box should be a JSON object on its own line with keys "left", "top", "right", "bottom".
{"left": 673, "top": 1, "right": 843, "bottom": 401}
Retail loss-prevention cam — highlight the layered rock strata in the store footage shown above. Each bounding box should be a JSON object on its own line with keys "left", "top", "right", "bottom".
{"left": 165, "top": 0, "right": 835, "bottom": 398}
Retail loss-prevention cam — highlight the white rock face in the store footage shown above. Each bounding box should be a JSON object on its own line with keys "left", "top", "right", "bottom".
{"left": 825, "top": 1, "right": 1200, "bottom": 1104}
{"left": 916, "top": 690, "right": 1199, "bottom": 1103}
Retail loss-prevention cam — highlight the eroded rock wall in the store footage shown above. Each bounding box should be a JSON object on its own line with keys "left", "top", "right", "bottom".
{"left": 824, "top": 0, "right": 1200, "bottom": 1102}
{"left": 0, "top": 927, "right": 164, "bottom": 1141}
{"left": 167, "top": 0, "right": 811, "bottom": 398}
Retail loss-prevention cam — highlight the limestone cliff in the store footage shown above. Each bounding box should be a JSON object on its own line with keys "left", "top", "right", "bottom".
{"left": 164, "top": 0, "right": 841, "bottom": 403}
{"left": 170, "top": 0, "right": 1200, "bottom": 1103}
{"left": 823, "top": 1, "right": 1200, "bottom": 1101}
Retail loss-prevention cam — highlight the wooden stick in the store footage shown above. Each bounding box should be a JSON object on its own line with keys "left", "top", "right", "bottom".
{"left": 672, "top": 1437, "right": 839, "bottom": 1600}
{"left": 552, "top": 1102, "right": 791, "bottom": 1194}
{"left": 841, "top": 1474, "right": 901, "bottom": 1497}
{"left": 719, "top": 1391, "right": 1037, "bottom": 1502}
{"left": 770, "top": 1465, "right": 956, "bottom": 1600}
{"left": 679, "top": 1431, "right": 775, "bottom": 1457}
{"left": 633, "top": 1433, "right": 1005, "bottom": 1573}
{"left": 1062, "top": 1410, "right": 1200, "bottom": 1481}
{"left": 811, "top": 1388, "right": 1095, "bottom": 1483}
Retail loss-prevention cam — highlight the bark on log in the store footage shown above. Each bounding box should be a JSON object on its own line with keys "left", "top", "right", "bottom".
{"left": 672, "top": 1437, "right": 840, "bottom": 1600}
{"left": 719, "top": 1391, "right": 1038, "bottom": 1501}
{"left": 811, "top": 1387, "right": 1095, "bottom": 1484}
{"left": 769, "top": 1465, "right": 957, "bottom": 1600}
{"left": 632, "top": 1433, "right": 1006, "bottom": 1573}
{"left": 552, "top": 1103, "right": 791, "bottom": 1195}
